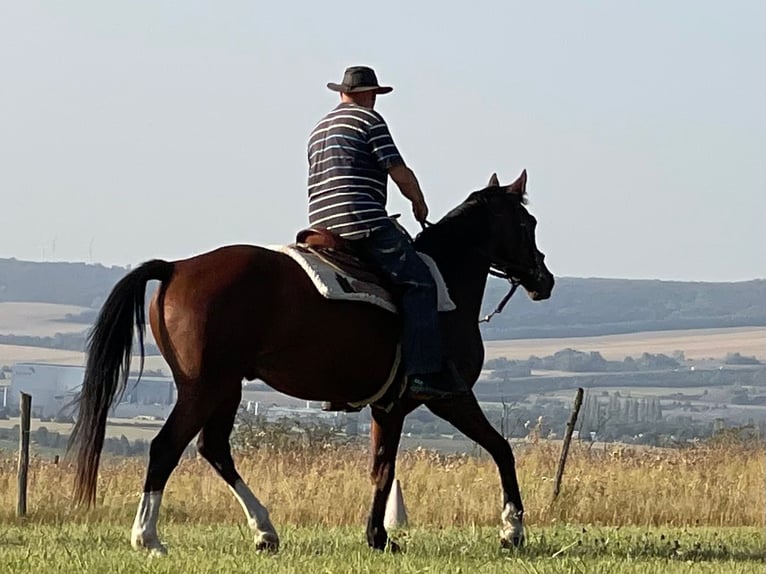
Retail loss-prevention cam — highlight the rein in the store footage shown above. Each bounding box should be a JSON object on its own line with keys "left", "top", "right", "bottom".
{"left": 480, "top": 275, "right": 521, "bottom": 323}
{"left": 419, "top": 218, "right": 522, "bottom": 324}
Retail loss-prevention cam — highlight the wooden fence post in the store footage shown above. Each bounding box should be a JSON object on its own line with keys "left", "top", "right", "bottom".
{"left": 17, "top": 392, "right": 31, "bottom": 517}
{"left": 551, "top": 387, "right": 584, "bottom": 501}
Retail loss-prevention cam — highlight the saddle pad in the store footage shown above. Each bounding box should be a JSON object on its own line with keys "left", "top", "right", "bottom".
{"left": 268, "top": 245, "right": 456, "bottom": 314}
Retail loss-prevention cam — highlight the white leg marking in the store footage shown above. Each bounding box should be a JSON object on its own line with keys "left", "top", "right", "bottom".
{"left": 230, "top": 479, "right": 279, "bottom": 550}
{"left": 131, "top": 491, "right": 167, "bottom": 555}
{"left": 500, "top": 502, "right": 525, "bottom": 548}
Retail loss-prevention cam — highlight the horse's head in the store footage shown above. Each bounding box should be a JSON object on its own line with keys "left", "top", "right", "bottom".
{"left": 483, "top": 170, "right": 554, "bottom": 301}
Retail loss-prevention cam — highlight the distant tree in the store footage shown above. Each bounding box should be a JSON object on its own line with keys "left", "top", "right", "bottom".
{"left": 49, "top": 431, "right": 62, "bottom": 449}
{"left": 132, "top": 439, "right": 149, "bottom": 456}
{"left": 119, "top": 435, "right": 131, "bottom": 457}
{"left": 638, "top": 398, "right": 648, "bottom": 422}
{"left": 35, "top": 426, "right": 49, "bottom": 447}
{"left": 724, "top": 353, "right": 762, "bottom": 365}
{"left": 619, "top": 398, "right": 630, "bottom": 423}
{"left": 485, "top": 357, "right": 512, "bottom": 369}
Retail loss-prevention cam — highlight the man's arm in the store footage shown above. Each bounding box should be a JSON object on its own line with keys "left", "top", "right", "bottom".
{"left": 389, "top": 164, "right": 429, "bottom": 223}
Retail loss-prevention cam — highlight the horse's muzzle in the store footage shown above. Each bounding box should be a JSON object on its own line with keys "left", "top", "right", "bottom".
{"left": 528, "top": 290, "right": 550, "bottom": 301}
{"left": 529, "top": 268, "right": 554, "bottom": 301}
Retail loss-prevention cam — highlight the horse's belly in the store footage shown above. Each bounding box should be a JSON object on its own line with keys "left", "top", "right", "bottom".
{"left": 253, "top": 311, "right": 400, "bottom": 403}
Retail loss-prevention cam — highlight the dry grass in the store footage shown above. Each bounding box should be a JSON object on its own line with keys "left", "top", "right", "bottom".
{"left": 0, "top": 440, "right": 762, "bottom": 528}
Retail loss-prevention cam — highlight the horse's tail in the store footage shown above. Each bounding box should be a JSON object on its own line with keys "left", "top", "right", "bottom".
{"left": 68, "top": 259, "right": 174, "bottom": 507}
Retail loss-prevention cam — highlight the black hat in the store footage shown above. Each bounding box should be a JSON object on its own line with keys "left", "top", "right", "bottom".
{"left": 327, "top": 66, "right": 393, "bottom": 94}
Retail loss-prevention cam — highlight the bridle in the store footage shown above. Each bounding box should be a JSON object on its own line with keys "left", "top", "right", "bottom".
{"left": 420, "top": 218, "right": 524, "bottom": 325}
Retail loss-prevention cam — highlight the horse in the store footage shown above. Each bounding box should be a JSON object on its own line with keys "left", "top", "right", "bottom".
{"left": 68, "top": 169, "right": 554, "bottom": 554}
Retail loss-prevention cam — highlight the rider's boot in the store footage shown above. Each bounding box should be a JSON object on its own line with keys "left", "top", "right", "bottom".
{"left": 407, "top": 362, "right": 470, "bottom": 401}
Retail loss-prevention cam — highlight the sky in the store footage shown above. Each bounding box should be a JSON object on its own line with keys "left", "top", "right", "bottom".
{"left": 1, "top": 1, "right": 764, "bottom": 282}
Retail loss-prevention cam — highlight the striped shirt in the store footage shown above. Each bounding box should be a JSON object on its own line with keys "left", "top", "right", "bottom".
{"left": 307, "top": 103, "right": 404, "bottom": 238}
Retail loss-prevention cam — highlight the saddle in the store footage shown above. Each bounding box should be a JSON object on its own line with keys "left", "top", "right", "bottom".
{"left": 294, "top": 228, "right": 391, "bottom": 289}
{"left": 277, "top": 227, "right": 455, "bottom": 315}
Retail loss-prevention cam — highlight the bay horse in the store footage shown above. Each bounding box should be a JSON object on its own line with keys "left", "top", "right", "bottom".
{"left": 68, "top": 170, "right": 554, "bottom": 554}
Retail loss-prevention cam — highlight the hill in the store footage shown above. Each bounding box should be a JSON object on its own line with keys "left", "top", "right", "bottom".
{"left": 480, "top": 276, "right": 765, "bottom": 339}
{"left": 1, "top": 257, "right": 764, "bottom": 342}
{"left": 0, "top": 258, "right": 126, "bottom": 307}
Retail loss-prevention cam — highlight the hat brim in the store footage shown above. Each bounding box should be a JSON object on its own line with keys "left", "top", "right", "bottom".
{"left": 327, "top": 82, "right": 393, "bottom": 94}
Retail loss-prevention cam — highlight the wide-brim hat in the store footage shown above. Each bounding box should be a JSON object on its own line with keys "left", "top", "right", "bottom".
{"left": 327, "top": 66, "right": 393, "bottom": 94}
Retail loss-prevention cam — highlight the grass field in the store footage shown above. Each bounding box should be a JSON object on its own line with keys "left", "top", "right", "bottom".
{"left": 0, "top": 440, "right": 763, "bottom": 572}
{"left": 0, "top": 524, "right": 762, "bottom": 573}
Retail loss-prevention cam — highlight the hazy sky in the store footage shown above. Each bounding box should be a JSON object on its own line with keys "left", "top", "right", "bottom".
{"left": 2, "top": 2, "right": 764, "bottom": 281}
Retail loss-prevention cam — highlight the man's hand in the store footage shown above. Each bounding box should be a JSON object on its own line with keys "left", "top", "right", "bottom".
{"left": 412, "top": 198, "right": 429, "bottom": 223}
{"left": 389, "top": 164, "right": 429, "bottom": 224}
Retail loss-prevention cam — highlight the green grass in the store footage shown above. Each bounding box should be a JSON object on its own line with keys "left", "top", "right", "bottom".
{"left": 0, "top": 524, "right": 762, "bottom": 573}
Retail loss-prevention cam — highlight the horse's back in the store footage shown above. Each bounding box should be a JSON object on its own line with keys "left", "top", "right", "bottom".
{"left": 149, "top": 244, "right": 400, "bottom": 401}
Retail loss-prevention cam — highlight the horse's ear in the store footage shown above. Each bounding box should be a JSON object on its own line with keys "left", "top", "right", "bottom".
{"left": 487, "top": 173, "right": 500, "bottom": 187}
{"left": 506, "top": 169, "right": 527, "bottom": 196}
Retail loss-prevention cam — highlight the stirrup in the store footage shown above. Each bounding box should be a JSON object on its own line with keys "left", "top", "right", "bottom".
{"left": 320, "top": 401, "right": 363, "bottom": 413}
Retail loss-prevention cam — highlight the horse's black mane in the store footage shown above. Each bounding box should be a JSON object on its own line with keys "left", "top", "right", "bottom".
{"left": 415, "top": 185, "right": 526, "bottom": 255}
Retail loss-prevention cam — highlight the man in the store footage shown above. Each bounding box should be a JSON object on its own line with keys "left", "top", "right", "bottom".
{"left": 307, "top": 65, "right": 468, "bottom": 403}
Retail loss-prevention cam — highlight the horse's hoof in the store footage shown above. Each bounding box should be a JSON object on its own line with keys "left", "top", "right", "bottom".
{"left": 255, "top": 532, "right": 280, "bottom": 553}
{"left": 388, "top": 539, "right": 401, "bottom": 553}
{"left": 131, "top": 534, "right": 168, "bottom": 556}
{"left": 500, "top": 504, "right": 524, "bottom": 549}
{"left": 500, "top": 532, "right": 525, "bottom": 549}
{"left": 149, "top": 545, "right": 168, "bottom": 557}
{"left": 367, "top": 528, "right": 387, "bottom": 551}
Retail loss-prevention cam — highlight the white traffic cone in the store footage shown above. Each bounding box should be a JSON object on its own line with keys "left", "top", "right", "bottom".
{"left": 383, "top": 478, "right": 408, "bottom": 530}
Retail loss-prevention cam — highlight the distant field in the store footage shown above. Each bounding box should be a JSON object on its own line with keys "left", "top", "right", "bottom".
{"left": 0, "top": 301, "right": 160, "bottom": 369}
{"left": 1, "top": 325, "right": 763, "bottom": 375}
{"left": 0, "top": 344, "right": 86, "bottom": 366}
{"left": 0, "top": 301, "right": 88, "bottom": 367}
{"left": 484, "top": 327, "right": 766, "bottom": 361}
{"left": 0, "top": 344, "right": 169, "bottom": 371}
{"left": 0, "top": 302, "right": 88, "bottom": 337}
{"left": 0, "top": 417, "right": 162, "bottom": 441}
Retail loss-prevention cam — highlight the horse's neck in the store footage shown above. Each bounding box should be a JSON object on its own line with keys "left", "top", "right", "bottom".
{"left": 416, "top": 223, "right": 491, "bottom": 323}
{"left": 416, "top": 222, "right": 490, "bottom": 383}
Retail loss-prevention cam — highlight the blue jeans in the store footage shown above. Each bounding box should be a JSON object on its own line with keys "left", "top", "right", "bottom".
{"left": 354, "top": 218, "right": 443, "bottom": 376}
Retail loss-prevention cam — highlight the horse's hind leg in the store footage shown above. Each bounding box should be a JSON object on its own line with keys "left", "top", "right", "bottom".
{"left": 196, "top": 391, "right": 279, "bottom": 552}
{"left": 131, "top": 387, "right": 214, "bottom": 555}
{"left": 427, "top": 394, "right": 525, "bottom": 548}
{"left": 366, "top": 404, "right": 406, "bottom": 551}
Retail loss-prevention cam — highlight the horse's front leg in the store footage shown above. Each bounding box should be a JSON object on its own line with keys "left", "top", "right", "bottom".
{"left": 427, "top": 393, "right": 525, "bottom": 548}
{"left": 366, "top": 404, "right": 406, "bottom": 551}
